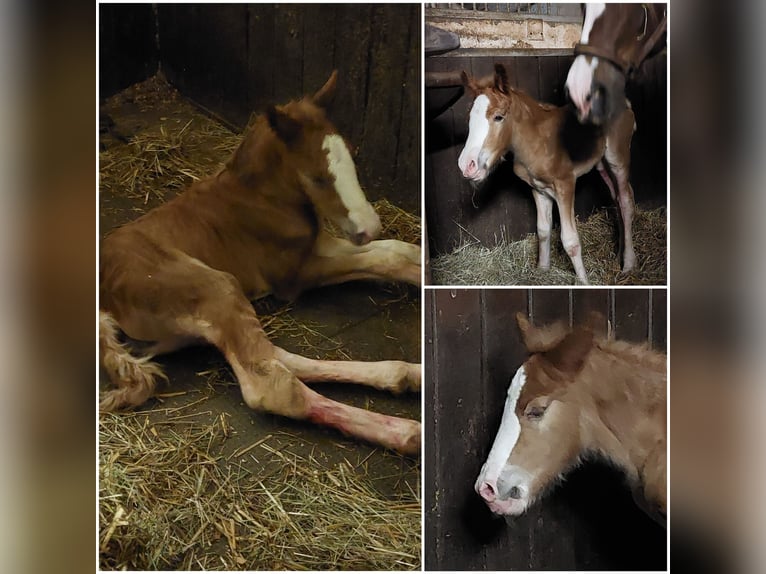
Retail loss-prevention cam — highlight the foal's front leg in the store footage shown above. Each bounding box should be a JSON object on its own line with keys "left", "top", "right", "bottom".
{"left": 554, "top": 179, "right": 590, "bottom": 284}
{"left": 531, "top": 188, "right": 554, "bottom": 270}
{"left": 297, "top": 233, "right": 421, "bottom": 288}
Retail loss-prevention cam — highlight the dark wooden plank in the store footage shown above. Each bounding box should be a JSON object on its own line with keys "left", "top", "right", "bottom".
{"left": 530, "top": 289, "right": 571, "bottom": 327}
{"left": 572, "top": 289, "right": 609, "bottom": 329}
{"left": 515, "top": 55, "right": 540, "bottom": 99}
{"left": 613, "top": 289, "right": 650, "bottom": 343}
{"left": 651, "top": 288, "right": 667, "bottom": 351}
{"left": 358, "top": 5, "right": 410, "bottom": 201}
{"left": 99, "top": 4, "right": 158, "bottom": 98}
{"left": 537, "top": 55, "right": 561, "bottom": 105}
{"left": 272, "top": 5, "right": 304, "bottom": 103}
{"left": 431, "top": 289, "right": 486, "bottom": 570}
{"left": 424, "top": 289, "right": 439, "bottom": 569}
{"left": 394, "top": 4, "right": 422, "bottom": 214}
{"left": 301, "top": 5, "right": 336, "bottom": 97}
{"left": 332, "top": 5, "right": 372, "bottom": 162}
{"left": 246, "top": 5, "right": 276, "bottom": 113}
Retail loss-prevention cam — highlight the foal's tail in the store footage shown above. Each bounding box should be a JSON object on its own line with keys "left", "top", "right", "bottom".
{"left": 99, "top": 310, "right": 167, "bottom": 412}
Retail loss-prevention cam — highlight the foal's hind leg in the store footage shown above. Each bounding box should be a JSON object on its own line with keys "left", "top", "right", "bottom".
{"left": 273, "top": 347, "right": 421, "bottom": 393}
{"left": 604, "top": 109, "right": 637, "bottom": 273}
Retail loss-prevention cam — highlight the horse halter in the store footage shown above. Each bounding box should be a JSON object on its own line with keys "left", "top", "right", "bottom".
{"left": 573, "top": 4, "right": 667, "bottom": 79}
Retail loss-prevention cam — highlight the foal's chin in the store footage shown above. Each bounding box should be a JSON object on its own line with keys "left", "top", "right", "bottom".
{"left": 485, "top": 498, "right": 528, "bottom": 518}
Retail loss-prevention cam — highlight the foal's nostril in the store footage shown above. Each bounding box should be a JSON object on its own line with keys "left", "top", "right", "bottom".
{"left": 478, "top": 482, "right": 497, "bottom": 502}
{"left": 508, "top": 486, "right": 522, "bottom": 499}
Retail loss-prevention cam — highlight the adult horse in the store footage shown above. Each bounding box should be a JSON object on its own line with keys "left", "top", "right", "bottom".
{"left": 474, "top": 312, "right": 667, "bottom": 525}
{"left": 100, "top": 71, "right": 422, "bottom": 455}
{"left": 566, "top": 3, "right": 667, "bottom": 125}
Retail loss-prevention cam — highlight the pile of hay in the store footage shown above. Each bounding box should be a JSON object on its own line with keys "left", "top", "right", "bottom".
{"left": 431, "top": 206, "right": 666, "bottom": 285}
{"left": 99, "top": 411, "right": 420, "bottom": 570}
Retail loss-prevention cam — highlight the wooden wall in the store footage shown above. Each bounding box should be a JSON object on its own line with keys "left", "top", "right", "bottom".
{"left": 424, "top": 288, "right": 667, "bottom": 570}
{"left": 425, "top": 52, "right": 667, "bottom": 254}
{"left": 99, "top": 4, "right": 159, "bottom": 99}
{"left": 156, "top": 4, "right": 421, "bottom": 213}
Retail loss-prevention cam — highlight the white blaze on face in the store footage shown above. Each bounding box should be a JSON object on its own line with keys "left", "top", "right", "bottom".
{"left": 565, "top": 3, "right": 606, "bottom": 116}
{"left": 322, "top": 133, "right": 381, "bottom": 242}
{"left": 475, "top": 365, "right": 528, "bottom": 491}
{"left": 457, "top": 94, "right": 491, "bottom": 180}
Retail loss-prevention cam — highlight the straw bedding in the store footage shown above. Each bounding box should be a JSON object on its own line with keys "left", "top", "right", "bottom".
{"left": 431, "top": 206, "right": 666, "bottom": 285}
{"left": 99, "top": 74, "right": 421, "bottom": 570}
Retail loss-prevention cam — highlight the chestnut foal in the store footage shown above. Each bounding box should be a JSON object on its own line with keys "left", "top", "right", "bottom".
{"left": 458, "top": 63, "right": 637, "bottom": 284}
{"left": 100, "top": 71, "right": 422, "bottom": 455}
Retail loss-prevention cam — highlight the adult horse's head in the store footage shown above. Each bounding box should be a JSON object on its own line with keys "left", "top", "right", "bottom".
{"left": 565, "top": 3, "right": 667, "bottom": 125}
{"left": 475, "top": 313, "right": 596, "bottom": 516}
{"left": 232, "top": 71, "right": 381, "bottom": 245}
{"left": 457, "top": 64, "right": 514, "bottom": 183}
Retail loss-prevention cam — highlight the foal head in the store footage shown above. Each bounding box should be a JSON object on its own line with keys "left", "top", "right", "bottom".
{"left": 475, "top": 313, "right": 596, "bottom": 516}
{"left": 232, "top": 71, "right": 381, "bottom": 245}
{"left": 457, "top": 64, "right": 514, "bottom": 183}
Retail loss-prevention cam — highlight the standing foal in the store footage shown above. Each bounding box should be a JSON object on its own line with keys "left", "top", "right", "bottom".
{"left": 458, "top": 63, "right": 637, "bottom": 284}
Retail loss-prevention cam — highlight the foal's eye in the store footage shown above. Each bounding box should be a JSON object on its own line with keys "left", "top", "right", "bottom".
{"left": 526, "top": 405, "right": 546, "bottom": 420}
{"left": 493, "top": 114, "right": 504, "bottom": 122}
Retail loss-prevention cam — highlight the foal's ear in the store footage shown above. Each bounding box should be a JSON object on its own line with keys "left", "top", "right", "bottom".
{"left": 543, "top": 327, "right": 594, "bottom": 375}
{"left": 494, "top": 63, "right": 510, "bottom": 95}
{"left": 313, "top": 70, "right": 338, "bottom": 109}
{"left": 516, "top": 312, "right": 569, "bottom": 353}
{"left": 266, "top": 105, "right": 302, "bottom": 144}
{"left": 461, "top": 70, "right": 479, "bottom": 96}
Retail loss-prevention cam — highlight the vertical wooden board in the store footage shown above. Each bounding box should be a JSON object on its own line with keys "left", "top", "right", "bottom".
{"left": 301, "top": 5, "right": 336, "bottom": 97}
{"left": 358, "top": 6, "right": 410, "bottom": 199}
{"left": 99, "top": 4, "right": 158, "bottom": 98}
{"left": 537, "top": 56, "right": 562, "bottom": 105}
{"left": 272, "top": 6, "right": 304, "bottom": 103}
{"left": 613, "top": 289, "right": 650, "bottom": 343}
{"left": 158, "top": 5, "right": 250, "bottom": 127}
{"left": 530, "top": 289, "right": 571, "bottom": 327}
{"left": 247, "top": 5, "right": 276, "bottom": 113}
{"left": 572, "top": 289, "right": 610, "bottom": 333}
{"left": 651, "top": 288, "right": 667, "bottom": 351}
{"left": 394, "top": 4, "right": 422, "bottom": 213}
{"left": 515, "top": 56, "right": 540, "bottom": 99}
{"left": 431, "top": 289, "right": 487, "bottom": 570}
{"left": 424, "top": 289, "right": 439, "bottom": 569}
{"left": 332, "top": 5, "right": 372, "bottom": 158}
{"left": 425, "top": 57, "right": 468, "bottom": 255}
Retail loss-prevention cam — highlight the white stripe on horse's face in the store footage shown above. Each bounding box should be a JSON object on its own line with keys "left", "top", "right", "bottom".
{"left": 475, "top": 365, "right": 527, "bottom": 491}
{"left": 322, "top": 133, "right": 381, "bottom": 243}
{"left": 458, "top": 94, "right": 491, "bottom": 181}
{"left": 566, "top": 3, "right": 606, "bottom": 119}
{"left": 581, "top": 2, "right": 606, "bottom": 43}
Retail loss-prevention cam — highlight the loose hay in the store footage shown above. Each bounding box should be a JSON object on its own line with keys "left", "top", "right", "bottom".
{"left": 100, "top": 75, "right": 422, "bottom": 571}
{"left": 431, "top": 206, "right": 666, "bottom": 285}
{"left": 99, "top": 412, "right": 420, "bottom": 570}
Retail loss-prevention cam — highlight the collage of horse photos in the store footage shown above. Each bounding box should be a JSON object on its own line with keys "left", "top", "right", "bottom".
{"left": 99, "top": 3, "right": 668, "bottom": 572}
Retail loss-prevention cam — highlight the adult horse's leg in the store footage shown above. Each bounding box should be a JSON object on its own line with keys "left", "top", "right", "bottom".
{"left": 297, "top": 233, "right": 421, "bottom": 287}
{"left": 531, "top": 188, "right": 554, "bottom": 270}
{"left": 596, "top": 159, "right": 626, "bottom": 263}
{"left": 604, "top": 108, "right": 637, "bottom": 272}
{"left": 554, "top": 179, "right": 590, "bottom": 284}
